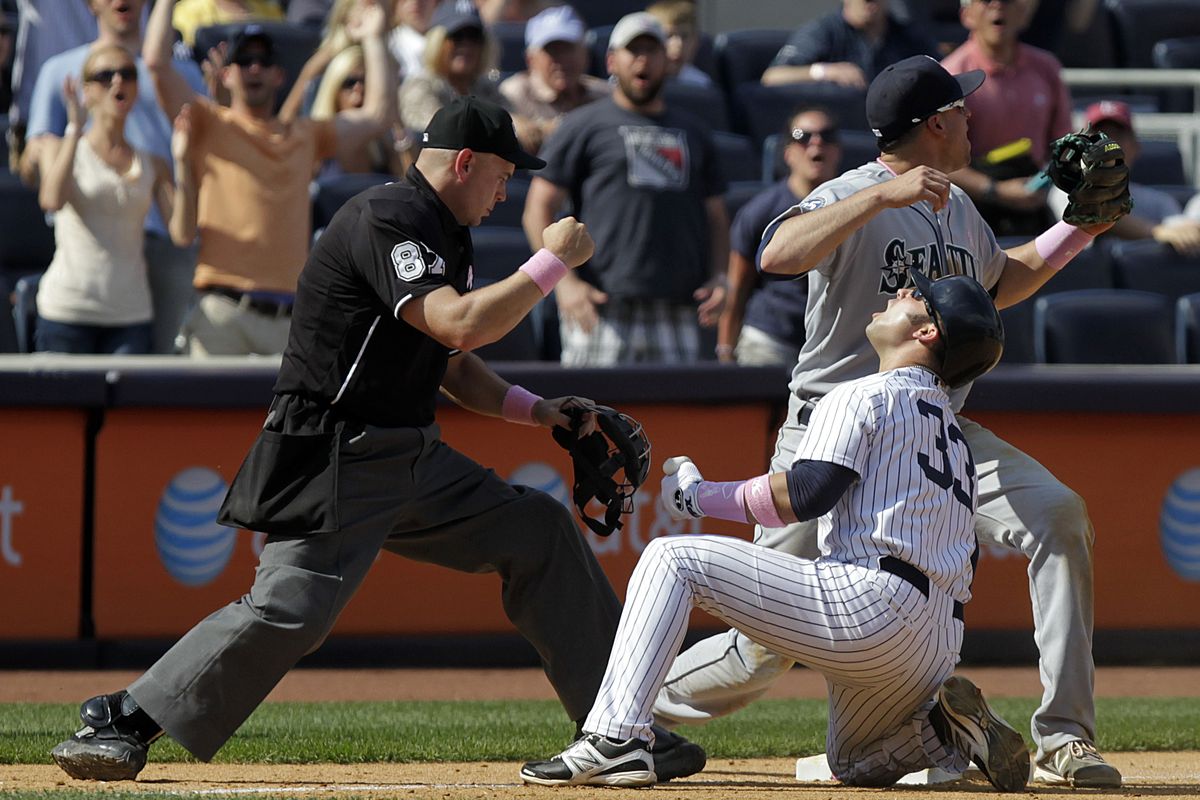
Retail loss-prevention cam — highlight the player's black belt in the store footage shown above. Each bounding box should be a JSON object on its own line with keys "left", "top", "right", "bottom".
{"left": 879, "top": 555, "right": 966, "bottom": 622}
{"left": 204, "top": 286, "right": 294, "bottom": 317}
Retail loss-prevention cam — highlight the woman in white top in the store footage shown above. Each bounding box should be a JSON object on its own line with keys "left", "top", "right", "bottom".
{"left": 36, "top": 43, "right": 194, "bottom": 354}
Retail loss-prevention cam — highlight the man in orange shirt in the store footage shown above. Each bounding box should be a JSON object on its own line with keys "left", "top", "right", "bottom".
{"left": 146, "top": 0, "right": 396, "bottom": 355}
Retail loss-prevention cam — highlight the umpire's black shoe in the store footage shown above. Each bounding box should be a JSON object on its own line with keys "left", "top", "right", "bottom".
{"left": 51, "top": 691, "right": 162, "bottom": 781}
{"left": 929, "top": 676, "right": 1030, "bottom": 792}
{"left": 649, "top": 724, "right": 706, "bottom": 782}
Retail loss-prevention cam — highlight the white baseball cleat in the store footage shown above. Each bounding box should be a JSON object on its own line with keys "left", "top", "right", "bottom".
{"left": 520, "top": 732, "right": 656, "bottom": 787}
{"left": 1033, "top": 741, "right": 1122, "bottom": 788}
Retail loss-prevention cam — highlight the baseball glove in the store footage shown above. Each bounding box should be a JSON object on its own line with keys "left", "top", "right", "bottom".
{"left": 1046, "top": 131, "right": 1133, "bottom": 225}
{"left": 551, "top": 402, "right": 651, "bottom": 537}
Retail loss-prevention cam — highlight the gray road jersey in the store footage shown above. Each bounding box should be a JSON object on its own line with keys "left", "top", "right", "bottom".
{"left": 769, "top": 161, "right": 1007, "bottom": 412}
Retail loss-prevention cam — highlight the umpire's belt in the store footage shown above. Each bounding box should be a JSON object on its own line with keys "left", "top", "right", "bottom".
{"left": 879, "top": 555, "right": 965, "bottom": 622}
{"left": 205, "top": 285, "right": 294, "bottom": 317}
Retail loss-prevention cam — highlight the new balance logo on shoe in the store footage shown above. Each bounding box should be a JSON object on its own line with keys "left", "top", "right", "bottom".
{"left": 520, "top": 732, "right": 656, "bottom": 787}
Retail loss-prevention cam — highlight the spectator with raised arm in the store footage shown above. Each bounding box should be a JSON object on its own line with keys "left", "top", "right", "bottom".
{"left": 310, "top": 44, "right": 408, "bottom": 176}
{"left": 762, "top": 0, "right": 935, "bottom": 88}
{"left": 34, "top": 44, "right": 193, "bottom": 354}
{"left": 144, "top": 0, "right": 396, "bottom": 356}
{"left": 23, "top": 0, "right": 208, "bottom": 354}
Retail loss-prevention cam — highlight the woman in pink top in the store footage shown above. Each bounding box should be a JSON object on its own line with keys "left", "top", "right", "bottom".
{"left": 35, "top": 43, "right": 193, "bottom": 354}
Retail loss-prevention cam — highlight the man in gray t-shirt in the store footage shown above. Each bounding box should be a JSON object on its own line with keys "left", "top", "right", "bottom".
{"left": 522, "top": 12, "right": 728, "bottom": 366}
{"left": 652, "top": 55, "right": 1127, "bottom": 790}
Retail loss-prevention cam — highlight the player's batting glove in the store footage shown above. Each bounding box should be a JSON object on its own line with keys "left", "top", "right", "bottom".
{"left": 661, "top": 456, "right": 705, "bottom": 520}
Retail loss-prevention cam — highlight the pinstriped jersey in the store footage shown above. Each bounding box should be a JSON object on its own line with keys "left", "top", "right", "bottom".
{"left": 794, "top": 366, "right": 977, "bottom": 602}
{"left": 767, "top": 161, "right": 1007, "bottom": 412}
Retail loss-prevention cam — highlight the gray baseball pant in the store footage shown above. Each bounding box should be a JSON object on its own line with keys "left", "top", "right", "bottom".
{"left": 653, "top": 392, "right": 1097, "bottom": 762}
{"left": 128, "top": 423, "right": 621, "bottom": 761}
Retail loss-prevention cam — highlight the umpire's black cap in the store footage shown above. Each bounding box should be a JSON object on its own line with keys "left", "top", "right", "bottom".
{"left": 909, "top": 268, "right": 1004, "bottom": 389}
{"left": 867, "top": 56, "right": 984, "bottom": 144}
{"left": 422, "top": 96, "right": 545, "bottom": 170}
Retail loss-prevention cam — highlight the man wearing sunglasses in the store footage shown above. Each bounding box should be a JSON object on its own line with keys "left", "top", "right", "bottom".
{"left": 651, "top": 54, "right": 1126, "bottom": 790}
{"left": 717, "top": 106, "right": 842, "bottom": 365}
{"left": 23, "top": 0, "right": 208, "bottom": 354}
{"left": 143, "top": 0, "right": 396, "bottom": 357}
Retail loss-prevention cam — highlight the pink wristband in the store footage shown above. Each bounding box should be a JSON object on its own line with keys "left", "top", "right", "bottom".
{"left": 696, "top": 480, "right": 750, "bottom": 523}
{"left": 501, "top": 384, "right": 542, "bottom": 425}
{"left": 518, "top": 248, "right": 568, "bottom": 296}
{"left": 1035, "top": 221, "right": 1095, "bottom": 271}
{"left": 744, "top": 474, "right": 786, "bottom": 528}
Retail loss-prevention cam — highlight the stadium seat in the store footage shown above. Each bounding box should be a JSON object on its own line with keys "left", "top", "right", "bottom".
{"left": 1176, "top": 292, "right": 1200, "bottom": 362}
{"left": 1152, "top": 36, "right": 1200, "bottom": 111}
{"left": 0, "top": 273, "right": 17, "bottom": 353}
{"left": 481, "top": 176, "right": 529, "bottom": 228}
{"left": 1145, "top": 183, "right": 1197, "bottom": 208}
{"left": 1134, "top": 140, "right": 1188, "bottom": 186}
{"left": 585, "top": 24, "right": 613, "bottom": 78}
{"left": 311, "top": 172, "right": 395, "bottom": 238}
{"left": 712, "top": 131, "right": 759, "bottom": 183}
{"left": 573, "top": 0, "right": 651, "bottom": 28}
{"left": 1107, "top": 0, "right": 1200, "bottom": 67}
{"left": 1033, "top": 288, "right": 1175, "bottom": 363}
{"left": 493, "top": 21, "right": 528, "bottom": 75}
{"left": 12, "top": 272, "right": 41, "bottom": 354}
{"left": 724, "top": 180, "right": 768, "bottom": 221}
{"left": 761, "top": 129, "right": 877, "bottom": 182}
{"left": 712, "top": 29, "right": 791, "bottom": 94}
{"left": 472, "top": 310, "right": 541, "bottom": 361}
{"left": 998, "top": 300, "right": 1035, "bottom": 364}
{"left": 996, "top": 236, "right": 1117, "bottom": 294}
{"left": 470, "top": 226, "right": 533, "bottom": 284}
{"left": 664, "top": 81, "right": 730, "bottom": 131}
{"left": 1110, "top": 239, "right": 1200, "bottom": 300}
{"left": 0, "top": 175, "right": 55, "bottom": 277}
{"left": 193, "top": 21, "right": 320, "bottom": 113}
{"left": 1055, "top": 3, "right": 1120, "bottom": 68}
{"left": 732, "top": 83, "right": 869, "bottom": 145}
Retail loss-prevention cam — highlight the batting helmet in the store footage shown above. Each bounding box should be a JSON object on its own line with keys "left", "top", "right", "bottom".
{"left": 908, "top": 268, "right": 1004, "bottom": 389}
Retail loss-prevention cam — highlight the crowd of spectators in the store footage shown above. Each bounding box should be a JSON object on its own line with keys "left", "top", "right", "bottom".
{"left": 1, "top": 0, "right": 1199, "bottom": 361}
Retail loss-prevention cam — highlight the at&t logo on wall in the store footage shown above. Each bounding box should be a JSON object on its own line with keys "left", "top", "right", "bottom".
{"left": 155, "top": 467, "right": 235, "bottom": 586}
{"left": 1160, "top": 467, "right": 1200, "bottom": 582}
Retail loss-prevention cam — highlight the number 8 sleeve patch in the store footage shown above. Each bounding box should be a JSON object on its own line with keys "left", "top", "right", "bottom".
{"left": 391, "top": 241, "right": 447, "bottom": 282}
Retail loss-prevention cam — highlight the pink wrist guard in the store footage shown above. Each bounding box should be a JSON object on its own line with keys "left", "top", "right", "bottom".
{"left": 1035, "top": 221, "right": 1094, "bottom": 271}
{"left": 518, "top": 249, "right": 568, "bottom": 296}
{"left": 696, "top": 474, "right": 785, "bottom": 527}
{"left": 501, "top": 385, "right": 541, "bottom": 425}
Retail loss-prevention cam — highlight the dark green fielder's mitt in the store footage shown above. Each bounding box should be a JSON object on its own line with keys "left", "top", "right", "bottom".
{"left": 1046, "top": 131, "right": 1133, "bottom": 225}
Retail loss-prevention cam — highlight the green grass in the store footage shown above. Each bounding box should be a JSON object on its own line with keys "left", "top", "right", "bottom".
{"left": 2, "top": 697, "right": 1198, "bottom": 766}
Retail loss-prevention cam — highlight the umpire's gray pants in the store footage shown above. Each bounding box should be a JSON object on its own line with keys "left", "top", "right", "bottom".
{"left": 652, "top": 391, "right": 1097, "bottom": 762}
{"left": 129, "top": 424, "right": 621, "bottom": 761}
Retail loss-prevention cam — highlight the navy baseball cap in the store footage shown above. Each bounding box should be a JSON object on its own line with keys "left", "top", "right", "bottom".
{"left": 227, "top": 24, "right": 275, "bottom": 64}
{"left": 431, "top": 0, "right": 484, "bottom": 36}
{"left": 867, "top": 55, "right": 984, "bottom": 144}
{"left": 422, "top": 96, "right": 545, "bottom": 170}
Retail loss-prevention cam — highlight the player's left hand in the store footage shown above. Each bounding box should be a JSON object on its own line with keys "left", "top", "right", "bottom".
{"left": 661, "top": 456, "right": 705, "bottom": 520}
{"left": 535, "top": 396, "right": 598, "bottom": 436}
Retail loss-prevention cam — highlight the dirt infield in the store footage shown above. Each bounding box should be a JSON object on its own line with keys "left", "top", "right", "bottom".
{"left": 5, "top": 754, "right": 1200, "bottom": 798}
{"left": 6, "top": 668, "right": 1200, "bottom": 797}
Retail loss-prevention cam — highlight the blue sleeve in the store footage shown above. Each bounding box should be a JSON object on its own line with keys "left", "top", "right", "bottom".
{"left": 26, "top": 56, "right": 72, "bottom": 139}
{"left": 771, "top": 17, "right": 834, "bottom": 68}
{"left": 176, "top": 56, "right": 210, "bottom": 96}
{"left": 784, "top": 459, "right": 857, "bottom": 520}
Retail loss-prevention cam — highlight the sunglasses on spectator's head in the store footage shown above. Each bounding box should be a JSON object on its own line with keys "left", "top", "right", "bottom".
{"left": 791, "top": 127, "right": 839, "bottom": 145}
{"left": 232, "top": 53, "right": 274, "bottom": 68}
{"left": 341, "top": 75, "right": 366, "bottom": 90}
{"left": 87, "top": 67, "right": 138, "bottom": 85}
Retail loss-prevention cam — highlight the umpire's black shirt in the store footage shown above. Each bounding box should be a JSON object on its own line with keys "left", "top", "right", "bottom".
{"left": 274, "top": 166, "right": 474, "bottom": 427}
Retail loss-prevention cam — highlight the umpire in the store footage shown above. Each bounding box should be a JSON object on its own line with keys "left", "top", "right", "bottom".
{"left": 51, "top": 97, "right": 703, "bottom": 783}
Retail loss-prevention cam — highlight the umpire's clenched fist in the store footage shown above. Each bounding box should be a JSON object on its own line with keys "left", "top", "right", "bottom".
{"left": 542, "top": 217, "right": 594, "bottom": 268}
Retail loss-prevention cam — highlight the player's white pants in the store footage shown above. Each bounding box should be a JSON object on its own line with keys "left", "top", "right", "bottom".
{"left": 653, "top": 395, "right": 1096, "bottom": 762}
{"left": 584, "top": 535, "right": 968, "bottom": 786}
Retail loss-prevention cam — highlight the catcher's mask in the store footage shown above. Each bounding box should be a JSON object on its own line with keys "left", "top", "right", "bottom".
{"left": 551, "top": 402, "right": 651, "bottom": 537}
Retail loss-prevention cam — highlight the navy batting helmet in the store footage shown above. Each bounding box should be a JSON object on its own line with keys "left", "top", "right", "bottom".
{"left": 908, "top": 268, "right": 1004, "bottom": 389}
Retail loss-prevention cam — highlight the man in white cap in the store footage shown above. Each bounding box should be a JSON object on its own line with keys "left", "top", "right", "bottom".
{"left": 523, "top": 11, "right": 729, "bottom": 366}
{"left": 500, "top": 3, "right": 607, "bottom": 153}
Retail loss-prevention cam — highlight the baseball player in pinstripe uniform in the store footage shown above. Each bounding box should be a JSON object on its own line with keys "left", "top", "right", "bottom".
{"left": 521, "top": 270, "right": 1028, "bottom": 790}
{"left": 652, "top": 55, "right": 1127, "bottom": 788}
